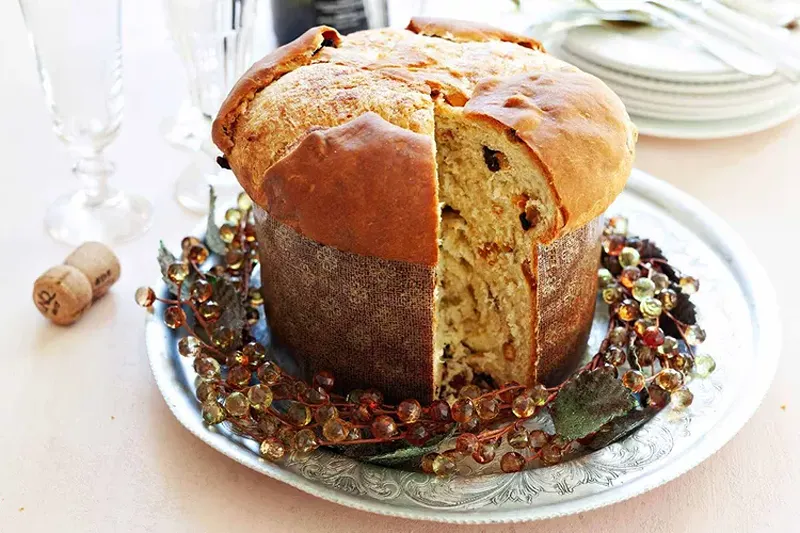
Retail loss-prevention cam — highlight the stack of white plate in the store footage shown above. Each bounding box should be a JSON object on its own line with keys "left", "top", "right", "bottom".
{"left": 549, "top": 24, "right": 800, "bottom": 139}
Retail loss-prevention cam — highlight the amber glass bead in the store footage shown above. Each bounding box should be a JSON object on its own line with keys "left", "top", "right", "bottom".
{"left": 293, "top": 429, "right": 319, "bottom": 454}
{"left": 472, "top": 442, "right": 497, "bottom": 464}
{"left": 277, "top": 427, "right": 296, "bottom": 447}
{"left": 187, "top": 244, "right": 209, "bottom": 265}
{"left": 135, "top": 287, "right": 156, "bottom": 307}
{"left": 247, "top": 384, "right": 273, "bottom": 411}
{"left": 259, "top": 438, "right": 285, "bottom": 461}
{"left": 248, "top": 287, "right": 264, "bottom": 307}
{"left": 287, "top": 403, "right": 312, "bottom": 427}
{"left": 527, "top": 384, "right": 550, "bottom": 406}
{"left": 194, "top": 357, "right": 221, "bottom": 380}
{"left": 314, "top": 405, "right": 338, "bottom": 426}
{"left": 451, "top": 399, "right": 475, "bottom": 423}
{"left": 225, "top": 208, "right": 242, "bottom": 224}
{"left": 507, "top": 426, "right": 530, "bottom": 449}
{"left": 460, "top": 416, "right": 480, "bottom": 433}
{"left": 458, "top": 384, "right": 482, "bottom": 399}
{"left": 456, "top": 433, "right": 480, "bottom": 455}
{"left": 352, "top": 405, "right": 373, "bottom": 424}
{"left": 198, "top": 300, "right": 221, "bottom": 322}
{"left": 258, "top": 416, "right": 279, "bottom": 437}
{"left": 429, "top": 400, "right": 451, "bottom": 422}
{"left": 371, "top": 415, "right": 398, "bottom": 439}
{"left": 632, "top": 277, "right": 656, "bottom": 302}
{"left": 164, "top": 306, "right": 184, "bottom": 329}
{"left": 224, "top": 392, "right": 250, "bottom": 417}
{"left": 476, "top": 397, "right": 500, "bottom": 420}
{"left": 346, "top": 427, "right": 362, "bottom": 441}
{"left": 500, "top": 452, "right": 526, "bottom": 473}
{"left": 511, "top": 393, "right": 536, "bottom": 418}
{"left": 659, "top": 336, "right": 679, "bottom": 356}
{"left": 672, "top": 389, "right": 694, "bottom": 409}
{"left": 603, "top": 234, "right": 626, "bottom": 256}
{"left": 671, "top": 353, "right": 687, "bottom": 371}
{"left": 636, "top": 345, "right": 656, "bottom": 366}
{"left": 540, "top": 443, "right": 562, "bottom": 465}
{"left": 658, "top": 288, "right": 678, "bottom": 310}
{"left": 212, "top": 327, "right": 235, "bottom": 350}
{"left": 597, "top": 268, "right": 614, "bottom": 289}
{"left": 639, "top": 296, "right": 663, "bottom": 319}
{"left": 679, "top": 276, "right": 699, "bottom": 295}
{"left": 397, "top": 399, "right": 422, "bottom": 423}
{"left": 528, "top": 429, "right": 549, "bottom": 450}
{"left": 608, "top": 326, "right": 627, "bottom": 346}
{"left": 256, "top": 362, "right": 281, "bottom": 385}
{"left": 619, "top": 266, "right": 641, "bottom": 289}
{"left": 405, "top": 423, "right": 432, "bottom": 446}
{"left": 604, "top": 255, "right": 622, "bottom": 275}
{"left": 694, "top": 355, "right": 716, "bottom": 377}
{"left": 196, "top": 381, "right": 219, "bottom": 403}
{"left": 499, "top": 382, "right": 521, "bottom": 404}
{"left": 181, "top": 236, "right": 201, "bottom": 255}
{"left": 301, "top": 387, "right": 329, "bottom": 405}
{"left": 224, "top": 249, "right": 244, "bottom": 270}
{"left": 604, "top": 346, "right": 626, "bottom": 366}
{"left": 618, "top": 247, "right": 641, "bottom": 268}
{"left": 432, "top": 453, "right": 457, "bottom": 476}
{"left": 421, "top": 453, "right": 437, "bottom": 474}
{"left": 655, "top": 368, "right": 684, "bottom": 392}
{"left": 189, "top": 279, "right": 212, "bottom": 303}
{"left": 322, "top": 418, "right": 349, "bottom": 443}
{"left": 226, "top": 351, "right": 249, "bottom": 368}
{"left": 607, "top": 215, "right": 628, "bottom": 235}
{"left": 642, "top": 326, "right": 665, "bottom": 348}
{"left": 684, "top": 325, "right": 706, "bottom": 346}
{"left": 167, "top": 262, "right": 190, "bottom": 283}
{"left": 616, "top": 299, "right": 639, "bottom": 322}
{"left": 244, "top": 307, "right": 259, "bottom": 325}
{"left": 634, "top": 318, "right": 655, "bottom": 336}
{"left": 178, "top": 336, "right": 202, "bottom": 357}
{"left": 360, "top": 389, "right": 384, "bottom": 409}
{"left": 602, "top": 285, "right": 623, "bottom": 305}
{"left": 201, "top": 401, "right": 226, "bottom": 425}
{"left": 647, "top": 384, "right": 670, "bottom": 408}
{"left": 312, "top": 371, "right": 335, "bottom": 391}
{"left": 651, "top": 272, "right": 670, "bottom": 290}
{"left": 219, "top": 224, "right": 236, "bottom": 244}
{"left": 622, "top": 370, "right": 646, "bottom": 393}
{"left": 242, "top": 342, "right": 266, "bottom": 361}
{"left": 210, "top": 265, "right": 226, "bottom": 276}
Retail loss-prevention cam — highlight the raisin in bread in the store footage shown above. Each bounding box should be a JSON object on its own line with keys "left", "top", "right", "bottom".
{"left": 212, "top": 18, "right": 637, "bottom": 402}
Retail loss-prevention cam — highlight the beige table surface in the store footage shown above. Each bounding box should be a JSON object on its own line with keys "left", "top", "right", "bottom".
{"left": 1, "top": 2, "right": 798, "bottom": 532}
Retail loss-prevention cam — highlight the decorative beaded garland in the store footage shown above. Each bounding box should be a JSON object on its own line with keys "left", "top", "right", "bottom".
{"left": 136, "top": 197, "right": 715, "bottom": 476}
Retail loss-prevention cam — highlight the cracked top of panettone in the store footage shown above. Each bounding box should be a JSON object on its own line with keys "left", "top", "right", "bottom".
{"left": 212, "top": 18, "right": 637, "bottom": 266}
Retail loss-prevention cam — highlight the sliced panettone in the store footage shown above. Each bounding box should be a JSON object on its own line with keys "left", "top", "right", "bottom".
{"left": 213, "top": 19, "right": 637, "bottom": 402}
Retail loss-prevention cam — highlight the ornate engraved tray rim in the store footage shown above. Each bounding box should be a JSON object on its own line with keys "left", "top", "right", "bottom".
{"left": 145, "top": 169, "right": 781, "bottom": 524}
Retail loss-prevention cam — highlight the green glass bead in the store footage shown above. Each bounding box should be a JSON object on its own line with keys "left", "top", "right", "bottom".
{"left": 618, "top": 246, "right": 641, "bottom": 268}
{"left": 432, "top": 453, "right": 457, "bottom": 476}
{"left": 658, "top": 336, "right": 679, "bottom": 356}
{"left": 507, "top": 426, "right": 530, "bottom": 449}
{"left": 225, "top": 208, "right": 242, "bottom": 224}
{"left": 632, "top": 277, "right": 656, "bottom": 301}
{"left": 527, "top": 384, "right": 549, "bottom": 406}
{"left": 237, "top": 192, "right": 253, "bottom": 211}
{"left": 639, "top": 296, "right": 663, "bottom": 318}
{"left": 597, "top": 268, "right": 614, "bottom": 289}
{"left": 651, "top": 272, "right": 670, "bottom": 290}
{"left": 609, "top": 326, "right": 629, "bottom": 346}
{"left": 679, "top": 276, "right": 699, "bottom": 294}
{"left": 602, "top": 285, "right": 623, "bottom": 305}
{"left": 684, "top": 325, "right": 706, "bottom": 346}
{"left": 694, "top": 355, "right": 716, "bottom": 377}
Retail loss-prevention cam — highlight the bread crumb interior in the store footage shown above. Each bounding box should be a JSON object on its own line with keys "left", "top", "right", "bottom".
{"left": 432, "top": 104, "right": 558, "bottom": 397}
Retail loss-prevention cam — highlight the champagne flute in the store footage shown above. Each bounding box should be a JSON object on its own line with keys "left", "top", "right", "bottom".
{"left": 19, "top": 0, "right": 152, "bottom": 245}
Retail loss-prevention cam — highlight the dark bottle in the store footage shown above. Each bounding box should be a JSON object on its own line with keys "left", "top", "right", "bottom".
{"left": 271, "top": 0, "right": 384, "bottom": 45}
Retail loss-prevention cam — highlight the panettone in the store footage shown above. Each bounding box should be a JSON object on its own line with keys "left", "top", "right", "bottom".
{"left": 212, "top": 18, "right": 637, "bottom": 402}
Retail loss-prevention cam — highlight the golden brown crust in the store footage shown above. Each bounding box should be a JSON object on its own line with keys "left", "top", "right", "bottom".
{"left": 464, "top": 70, "right": 636, "bottom": 239}
{"left": 406, "top": 17, "right": 544, "bottom": 51}
{"left": 211, "top": 26, "right": 342, "bottom": 153}
{"left": 259, "top": 113, "right": 439, "bottom": 266}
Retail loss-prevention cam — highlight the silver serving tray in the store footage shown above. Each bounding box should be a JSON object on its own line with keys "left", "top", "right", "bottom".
{"left": 145, "top": 169, "right": 780, "bottom": 523}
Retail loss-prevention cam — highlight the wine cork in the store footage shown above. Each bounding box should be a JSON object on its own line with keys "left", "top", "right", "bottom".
{"left": 33, "top": 241, "right": 121, "bottom": 325}
{"left": 64, "top": 241, "right": 121, "bottom": 299}
{"left": 33, "top": 265, "right": 93, "bottom": 325}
